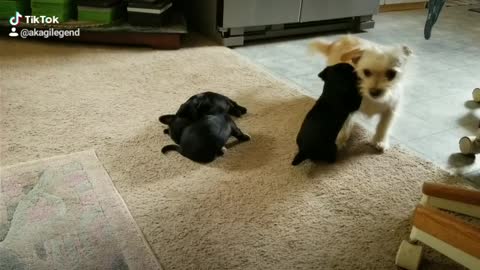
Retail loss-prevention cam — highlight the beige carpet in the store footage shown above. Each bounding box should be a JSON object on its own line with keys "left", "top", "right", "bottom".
{"left": 0, "top": 36, "right": 468, "bottom": 269}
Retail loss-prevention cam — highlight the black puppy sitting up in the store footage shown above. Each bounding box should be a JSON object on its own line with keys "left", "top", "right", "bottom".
{"left": 163, "top": 91, "right": 247, "bottom": 135}
{"left": 292, "top": 63, "right": 362, "bottom": 166}
{"left": 159, "top": 113, "right": 250, "bottom": 163}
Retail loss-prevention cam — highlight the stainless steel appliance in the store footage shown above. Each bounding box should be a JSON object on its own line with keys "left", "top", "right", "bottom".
{"left": 188, "top": 0, "right": 380, "bottom": 46}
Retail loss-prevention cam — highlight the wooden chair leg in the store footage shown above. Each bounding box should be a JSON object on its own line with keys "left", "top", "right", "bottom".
{"left": 410, "top": 206, "right": 480, "bottom": 269}
{"left": 395, "top": 240, "right": 423, "bottom": 270}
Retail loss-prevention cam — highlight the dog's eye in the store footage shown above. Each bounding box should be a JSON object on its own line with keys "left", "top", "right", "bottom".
{"left": 363, "top": 69, "right": 372, "bottom": 77}
{"left": 386, "top": 69, "right": 397, "bottom": 80}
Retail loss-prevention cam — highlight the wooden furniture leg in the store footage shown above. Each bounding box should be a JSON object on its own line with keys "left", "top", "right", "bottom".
{"left": 395, "top": 240, "right": 423, "bottom": 270}
{"left": 397, "top": 206, "right": 480, "bottom": 270}
{"left": 421, "top": 182, "right": 480, "bottom": 219}
{"left": 396, "top": 183, "right": 480, "bottom": 269}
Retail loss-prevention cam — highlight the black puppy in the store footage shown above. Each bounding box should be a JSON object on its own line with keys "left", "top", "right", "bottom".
{"left": 177, "top": 91, "right": 247, "bottom": 119}
{"left": 292, "top": 63, "right": 362, "bottom": 166}
{"left": 159, "top": 113, "right": 250, "bottom": 163}
{"left": 163, "top": 91, "right": 247, "bottom": 135}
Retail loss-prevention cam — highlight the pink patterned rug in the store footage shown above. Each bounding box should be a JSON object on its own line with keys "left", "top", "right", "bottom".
{"left": 0, "top": 150, "right": 161, "bottom": 270}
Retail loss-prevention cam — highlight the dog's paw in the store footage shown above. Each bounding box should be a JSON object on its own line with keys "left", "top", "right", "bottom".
{"left": 231, "top": 111, "right": 243, "bottom": 117}
{"left": 240, "top": 134, "right": 251, "bottom": 141}
{"left": 336, "top": 140, "right": 347, "bottom": 150}
{"left": 336, "top": 127, "right": 352, "bottom": 150}
{"left": 217, "top": 146, "right": 227, "bottom": 156}
{"left": 336, "top": 134, "right": 349, "bottom": 150}
{"left": 231, "top": 107, "right": 247, "bottom": 117}
{"left": 238, "top": 106, "right": 247, "bottom": 115}
{"left": 371, "top": 140, "right": 390, "bottom": 152}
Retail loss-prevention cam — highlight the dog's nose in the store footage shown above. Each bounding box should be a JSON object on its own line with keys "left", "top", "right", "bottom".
{"left": 369, "top": 88, "right": 384, "bottom": 98}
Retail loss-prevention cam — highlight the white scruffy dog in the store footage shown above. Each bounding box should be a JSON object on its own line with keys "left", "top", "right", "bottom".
{"left": 310, "top": 35, "right": 412, "bottom": 151}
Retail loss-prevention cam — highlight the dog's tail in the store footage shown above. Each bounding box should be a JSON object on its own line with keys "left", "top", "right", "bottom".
{"left": 162, "top": 144, "right": 181, "bottom": 154}
{"left": 309, "top": 40, "right": 332, "bottom": 56}
{"left": 309, "top": 35, "right": 361, "bottom": 58}
{"left": 291, "top": 152, "right": 307, "bottom": 166}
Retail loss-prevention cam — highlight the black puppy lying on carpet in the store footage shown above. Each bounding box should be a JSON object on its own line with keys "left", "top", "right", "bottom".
{"left": 162, "top": 91, "right": 247, "bottom": 135}
{"left": 159, "top": 92, "right": 250, "bottom": 163}
{"left": 177, "top": 91, "right": 247, "bottom": 119}
{"left": 292, "top": 63, "right": 362, "bottom": 166}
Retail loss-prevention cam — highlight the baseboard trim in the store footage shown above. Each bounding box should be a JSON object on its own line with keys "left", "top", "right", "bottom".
{"left": 380, "top": 2, "right": 427, "bottom": 12}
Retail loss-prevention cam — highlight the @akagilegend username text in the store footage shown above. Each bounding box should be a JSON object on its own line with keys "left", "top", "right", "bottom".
{"left": 12, "top": 28, "right": 81, "bottom": 38}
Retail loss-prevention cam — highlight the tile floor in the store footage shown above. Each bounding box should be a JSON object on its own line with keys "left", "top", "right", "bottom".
{"left": 234, "top": 6, "right": 480, "bottom": 186}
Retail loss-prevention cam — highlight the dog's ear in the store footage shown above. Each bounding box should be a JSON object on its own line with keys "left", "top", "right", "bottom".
{"left": 341, "top": 48, "right": 363, "bottom": 64}
{"left": 318, "top": 66, "right": 331, "bottom": 81}
{"left": 177, "top": 102, "right": 197, "bottom": 119}
{"left": 401, "top": 45, "right": 413, "bottom": 57}
{"left": 159, "top": 114, "right": 175, "bottom": 124}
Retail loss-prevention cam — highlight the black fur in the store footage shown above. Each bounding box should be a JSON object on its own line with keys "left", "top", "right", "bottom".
{"left": 292, "top": 63, "right": 362, "bottom": 166}
{"left": 176, "top": 91, "right": 247, "bottom": 120}
{"left": 160, "top": 113, "right": 250, "bottom": 163}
